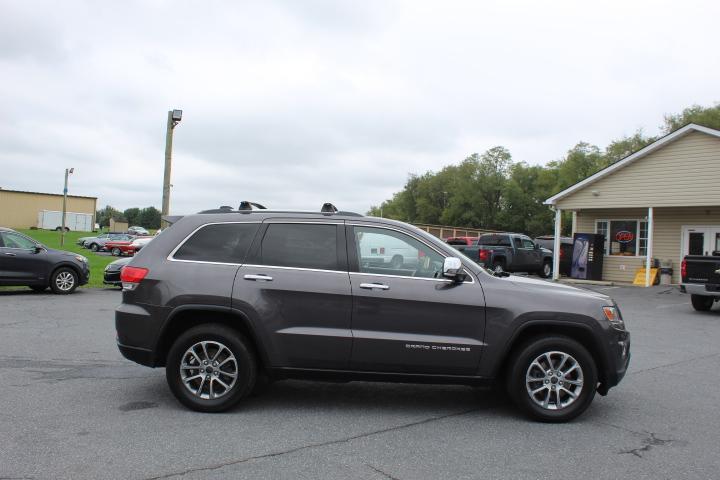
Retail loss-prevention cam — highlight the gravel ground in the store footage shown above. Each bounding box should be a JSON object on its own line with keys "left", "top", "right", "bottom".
{"left": 1, "top": 285, "right": 719, "bottom": 479}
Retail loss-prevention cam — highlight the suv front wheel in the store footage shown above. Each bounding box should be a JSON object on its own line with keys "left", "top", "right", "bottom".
{"left": 166, "top": 324, "right": 257, "bottom": 412}
{"left": 507, "top": 336, "right": 597, "bottom": 422}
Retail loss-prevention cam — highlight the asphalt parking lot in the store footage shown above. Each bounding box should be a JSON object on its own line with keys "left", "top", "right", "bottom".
{"left": 1, "top": 285, "right": 719, "bottom": 479}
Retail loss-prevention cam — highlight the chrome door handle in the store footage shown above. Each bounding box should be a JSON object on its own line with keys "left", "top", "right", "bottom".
{"left": 244, "top": 274, "right": 273, "bottom": 281}
{"left": 360, "top": 283, "right": 390, "bottom": 290}
{"left": 4, "top": 252, "right": 16, "bottom": 256}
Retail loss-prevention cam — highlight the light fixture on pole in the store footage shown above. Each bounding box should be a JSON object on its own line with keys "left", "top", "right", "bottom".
{"left": 60, "top": 167, "right": 74, "bottom": 246}
{"left": 161, "top": 109, "right": 182, "bottom": 229}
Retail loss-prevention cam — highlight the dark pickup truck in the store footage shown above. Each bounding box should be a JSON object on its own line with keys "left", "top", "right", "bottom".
{"left": 448, "top": 233, "right": 553, "bottom": 278}
{"left": 681, "top": 255, "right": 720, "bottom": 311}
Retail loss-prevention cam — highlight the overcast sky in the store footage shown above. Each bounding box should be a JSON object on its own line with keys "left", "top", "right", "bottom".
{"left": 1, "top": 0, "right": 718, "bottom": 215}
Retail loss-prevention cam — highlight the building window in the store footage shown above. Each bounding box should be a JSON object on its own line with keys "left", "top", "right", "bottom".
{"left": 595, "top": 219, "right": 648, "bottom": 257}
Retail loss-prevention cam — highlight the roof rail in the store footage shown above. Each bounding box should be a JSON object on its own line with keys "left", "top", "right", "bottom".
{"left": 320, "top": 202, "right": 338, "bottom": 214}
{"left": 239, "top": 201, "right": 267, "bottom": 211}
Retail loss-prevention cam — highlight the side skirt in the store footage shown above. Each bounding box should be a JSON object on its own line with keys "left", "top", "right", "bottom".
{"left": 267, "top": 367, "right": 494, "bottom": 388}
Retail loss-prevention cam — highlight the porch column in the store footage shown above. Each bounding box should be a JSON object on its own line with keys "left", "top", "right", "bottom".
{"left": 645, "top": 207, "right": 654, "bottom": 287}
{"left": 553, "top": 208, "right": 562, "bottom": 280}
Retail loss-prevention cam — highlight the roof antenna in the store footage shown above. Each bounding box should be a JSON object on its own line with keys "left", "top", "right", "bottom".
{"left": 321, "top": 203, "right": 338, "bottom": 214}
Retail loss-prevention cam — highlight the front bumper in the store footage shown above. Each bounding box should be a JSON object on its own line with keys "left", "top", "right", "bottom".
{"left": 598, "top": 329, "right": 631, "bottom": 395}
{"left": 103, "top": 270, "right": 121, "bottom": 286}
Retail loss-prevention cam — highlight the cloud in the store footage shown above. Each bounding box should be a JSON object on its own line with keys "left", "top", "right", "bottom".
{"left": 1, "top": 0, "right": 719, "bottom": 215}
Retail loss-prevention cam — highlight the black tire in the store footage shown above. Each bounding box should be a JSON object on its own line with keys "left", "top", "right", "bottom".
{"left": 691, "top": 295, "right": 714, "bottom": 312}
{"left": 111, "top": 247, "right": 121, "bottom": 256}
{"left": 492, "top": 259, "right": 505, "bottom": 274}
{"left": 54, "top": 227, "right": 62, "bottom": 231}
{"left": 90, "top": 243, "right": 99, "bottom": 252}
{"left": 29, "top": 285, "right": 47, "bottom": 292}
{"left": 507, "top": 335, "right": 597, "bottom": 422}
{"left": 166, "top": 324, "right": 257, "bottom": 412}
{"left": 49, "top": 267, "right": 78, "bottom": 294}
{"left": 539, "top": 260, "right": 552, "bottom": 278}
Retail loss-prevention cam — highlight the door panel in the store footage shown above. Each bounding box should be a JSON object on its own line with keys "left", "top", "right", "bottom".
{"left": 231, "top": 221, "right": 353, "bottom": 370}
{"left": 347, "top": 225, "right": 485, "bottom": 375}
{"left": 234, "top": 266, "right": 352, "bottom": 369}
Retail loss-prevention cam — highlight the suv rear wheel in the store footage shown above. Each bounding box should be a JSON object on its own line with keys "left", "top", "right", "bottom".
{"left": 507, "top": 335, "right": 597, "bottom": 422}
{"left": 166, "top": 324, "right": 257, "bottom": 412}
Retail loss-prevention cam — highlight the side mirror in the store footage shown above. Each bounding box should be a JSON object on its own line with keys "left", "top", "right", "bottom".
{"left": 534, "top": 243, "right": 540, "bottom": 250}
{"left": 442, "top": 257, "right": 465, "bottom": 281}
{"left": 34, "top": 245, "right": 44, "bottom": 254}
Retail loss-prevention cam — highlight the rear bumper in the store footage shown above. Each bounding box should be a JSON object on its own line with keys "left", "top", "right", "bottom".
{"left": 681, "top": 283, "right": 720, "bottom": 296}
{"left": 117, "top": 341, "right": 155, "bottom": 367}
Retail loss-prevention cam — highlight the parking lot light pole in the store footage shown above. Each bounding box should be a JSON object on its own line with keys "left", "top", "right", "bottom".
{"left": 161, "top": 109, "right": 182, "bottom": 229}
{"left": 60, "top": 168, "right": 74, "bottom": 246}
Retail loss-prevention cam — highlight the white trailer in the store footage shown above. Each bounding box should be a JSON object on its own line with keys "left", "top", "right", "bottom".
{"left": 37, "top": 210, "right": 93, "bottom": 232}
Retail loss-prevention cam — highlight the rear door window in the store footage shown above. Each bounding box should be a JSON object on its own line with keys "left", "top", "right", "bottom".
{"left": 259, "top": 223, "right": 339, "bottom": 271}
{"left": 173, "top": 223, "right": 260, "bottom": 264}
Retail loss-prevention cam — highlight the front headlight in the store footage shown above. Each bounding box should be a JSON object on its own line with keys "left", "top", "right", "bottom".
{"left": 74, "top": 255, "right": 88, "bottom": 264}
{"left": 602, "top": 306, "right": 625, "bottom": 331}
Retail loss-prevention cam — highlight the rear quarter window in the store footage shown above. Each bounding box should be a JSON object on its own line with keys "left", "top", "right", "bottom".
{"left": 173, "top": 223, "right": 260, "bottom": 264}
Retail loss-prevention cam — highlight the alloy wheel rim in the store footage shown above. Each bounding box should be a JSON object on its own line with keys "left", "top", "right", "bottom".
{"left": 180, "top": 341, "right": 238, "bottom": 400}
{"left": 544, "top": 263, "right": 551, "bottom": 276}
{"left": 525, "top": 350, "right": 583, "bottom": 410}
{"left": 55, "top": 271, "right": 75, "bottom": 291}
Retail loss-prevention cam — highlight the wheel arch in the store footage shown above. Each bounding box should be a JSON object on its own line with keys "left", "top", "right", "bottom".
{"left": 49, "top": 262, "right": 82, "bottom": 284}
{"left": 154, "top": 306, "right": 269, "bottom": 369}
{"left": 494, "top": 321, "right": 608, "bottom": 387}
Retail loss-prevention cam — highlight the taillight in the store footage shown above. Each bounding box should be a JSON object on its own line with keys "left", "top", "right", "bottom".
{"left": 478, "top": 249, "right": 490, "bottom": 262}
{"left": 559, "top": 248, "right": 565, "bottom": 259}
{"left": 681, "top": 259, "right": 687, "bottom": 280}
{"left": 120, "top": 266, "right": 148, "bottom": 290}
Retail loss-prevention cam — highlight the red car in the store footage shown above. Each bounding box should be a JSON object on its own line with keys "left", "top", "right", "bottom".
{"left": 105, "top": 240, "right": 136, "bottom": 257}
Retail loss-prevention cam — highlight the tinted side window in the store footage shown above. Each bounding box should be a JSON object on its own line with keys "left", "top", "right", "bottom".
{"left": 478, "top": 234, "right": 496, "bottom": 245}
{"left": 260, "top": 224, "right": 338, "bottom": 270}
{"left": 174, "top": 223, "right": 260, "bottom": 264}
{"left": 1, "top": 232, "right": 37, "bottom": 249}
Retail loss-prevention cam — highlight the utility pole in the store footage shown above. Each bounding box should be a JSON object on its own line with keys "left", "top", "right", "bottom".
{"left": 60, "top": 167, "right": 74, "bottom": 246}
{"left": 161, "top": 109, "right": 182, "bottom": 229}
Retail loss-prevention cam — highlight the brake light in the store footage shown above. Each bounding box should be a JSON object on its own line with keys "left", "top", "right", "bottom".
{"left": 478, "top": 249, "right": 490, "bottom": 262}
{"left": 681, "top": 259, "right": 687, "bottom": 280}
{"left": 559, "top": 248, "right": 565, "bottom": 259}
{"left": 120, "top": 266, "right": 148, "bottom": 290}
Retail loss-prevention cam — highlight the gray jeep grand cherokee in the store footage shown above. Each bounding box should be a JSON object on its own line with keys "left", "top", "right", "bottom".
{"left": 115, "top": 204, "right": 630, "bottom": 422}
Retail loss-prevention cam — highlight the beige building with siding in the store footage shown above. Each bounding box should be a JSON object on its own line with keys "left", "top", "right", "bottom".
{"left": 0, "top": 189, "right": 97, "bottom": 230}
{"left": 545, "top": 124, "right": 720, "bottom": 286}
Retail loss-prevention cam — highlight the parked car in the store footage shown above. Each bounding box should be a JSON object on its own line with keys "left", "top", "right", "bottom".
{"left": 104, "top": 256, "right": 132, "bottom": 287}
{"left": 0, "top": 227, "right": 89, "bottom": 294}
{"left": 77, "top": 234, "right": 99, "bottom": 246}
{"left": 105, "top": 240, "right": 135, "bottom": 256}
{"left": 534, "top": 235, "right": 573, "bottom": 277}
{"left": 131, "top": 236, "right": 153, "bottom": 252}
{"left": 115, "top": 205, "right": 630, "bottom": 422}
{"left": 84, "top": 233, "right": 134, "bottom": 252}
{"left": 449, "top": 233, "right": 554, "bottom": 277}
{"left": 128, "top": 226, "right": 149, "bottom": 236}
{"left": 680, "top": 255, "right": 720, "bottom": 311}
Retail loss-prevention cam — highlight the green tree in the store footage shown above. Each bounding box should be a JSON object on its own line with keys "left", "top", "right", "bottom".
{"left": 123, "top": 208, "right": 140, "bottom": 226}
{"left": 96, "top": 205, "right": 124, "bottom": 228}
{"left": 663, "top": 103, "right": 720, "bottom": 133}
{"left": 604, "top": 130, "right": 655, "bottom": 164}
{"left": 137, "top": 206, "right": 161, "bottom": 229}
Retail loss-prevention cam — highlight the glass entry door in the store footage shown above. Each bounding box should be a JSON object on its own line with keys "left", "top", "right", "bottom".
{"left": 682, "top": 226, "right": 720, "bottom": 257}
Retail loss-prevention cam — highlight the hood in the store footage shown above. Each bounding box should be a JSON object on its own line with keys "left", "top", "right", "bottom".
{"left": 502, "top": 274, "right": 611, "bottom": 303}
{"left": 106, "top": 257, "right": 132, "bottom": 270}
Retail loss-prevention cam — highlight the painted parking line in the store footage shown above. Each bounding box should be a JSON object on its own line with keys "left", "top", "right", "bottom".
{"left": 655, "top": 302, "right": 690, "bottom": 309}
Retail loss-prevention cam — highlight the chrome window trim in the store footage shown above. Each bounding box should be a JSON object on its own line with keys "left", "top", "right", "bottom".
{"left": 347, "top": 223, "right": 476, "bottom": 284}
{"left": 242, "top": 264, "right": 347, "bottom": 275}
{"left": 167, "top": 221, "right": 263, "bottom": 262}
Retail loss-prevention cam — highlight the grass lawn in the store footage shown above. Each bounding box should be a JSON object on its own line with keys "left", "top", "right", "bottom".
{"left": 16, "top": 229, "right": 117, "bottom": 288}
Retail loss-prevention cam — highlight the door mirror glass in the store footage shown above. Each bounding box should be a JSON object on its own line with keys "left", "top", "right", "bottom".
{"left": 442, "top": 257, "right": 463, "bottom": 279}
